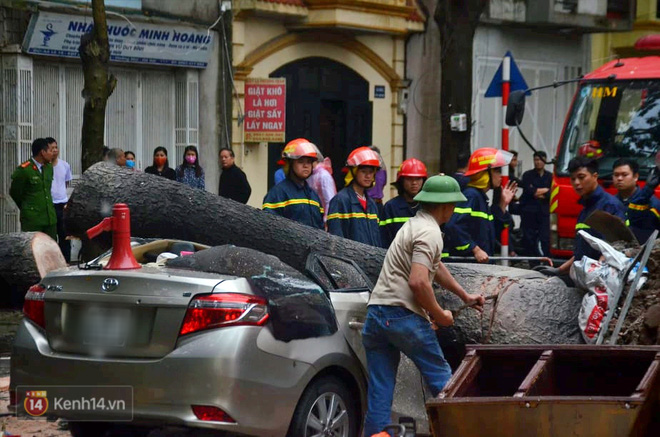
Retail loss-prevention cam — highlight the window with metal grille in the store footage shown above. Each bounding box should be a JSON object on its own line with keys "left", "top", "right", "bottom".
{"left": 32, "top": 61, "right": 198, "bottom": 177}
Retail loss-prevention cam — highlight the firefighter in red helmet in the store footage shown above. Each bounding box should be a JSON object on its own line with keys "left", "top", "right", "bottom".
{"left": 262, "top": 138, "right": 324, "bottom": 229}
{"left": 327, "top": 146, "right": 382, "bottom": 246}
{"left": 443, "top": 148, "right": 518, "bottom": 263}
{"left": 380, "top": 158, "right": 428, "bottom": 247}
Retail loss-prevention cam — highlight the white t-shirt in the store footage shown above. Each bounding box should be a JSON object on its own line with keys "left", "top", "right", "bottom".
{"left": 368, "top": 209, "right": 443, "bottom": 320}
{"left": 51, "top": 159, "right": 72, "bottom": 204}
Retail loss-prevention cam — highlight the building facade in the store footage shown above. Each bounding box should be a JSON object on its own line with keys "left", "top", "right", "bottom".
{"left": 407, "top": 0, "right": 634, "bottom": 174}
{"left": 591, "top": 0, "right": 660, "bottom": 68}
{"left": 0, "top": 0, "right": 226, "bottom": 234}
{"left": 231, "top": 0, "right": 424, "bottom": 207}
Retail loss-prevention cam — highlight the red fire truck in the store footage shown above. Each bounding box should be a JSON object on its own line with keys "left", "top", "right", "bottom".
{"left": 508, "top": 56, "right": 660, "bottom": 258}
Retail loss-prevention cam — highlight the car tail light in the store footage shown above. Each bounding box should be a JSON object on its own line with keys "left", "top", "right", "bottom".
{"left": 23, "top": 284, "right": 46, "bottom": 329}
{"left": 179, "top": 293, "right": 268, "bottom": 336}
{"left": 192, "top": 405, "right": 235, "bottom": 423}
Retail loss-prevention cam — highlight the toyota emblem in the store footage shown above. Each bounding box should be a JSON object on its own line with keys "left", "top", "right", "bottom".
{"left": 102, "top": 278, "right": 119, "bottom": 292}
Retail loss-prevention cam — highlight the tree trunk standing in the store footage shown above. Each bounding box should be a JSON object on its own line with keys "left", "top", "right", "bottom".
{"left": 434, "top": 1, "right": 488, "bottom": 174}
{"left": 79, "top": 0, "right": 117, "bottom": 172}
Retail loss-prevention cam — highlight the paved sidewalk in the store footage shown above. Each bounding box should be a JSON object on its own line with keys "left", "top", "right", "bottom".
{"left": 0, "top": 376, "right": 68, "bottom": 436}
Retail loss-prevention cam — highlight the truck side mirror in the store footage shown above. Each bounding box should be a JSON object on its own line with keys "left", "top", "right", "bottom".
{"left": 506, "top": 90, "right": 526, "bottom": 126}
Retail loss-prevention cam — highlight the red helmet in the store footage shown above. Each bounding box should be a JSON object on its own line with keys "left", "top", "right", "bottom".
{"left": 396, "top": 158, "right": 428, "bottom": 182}
{"left": 346, "top": 146, "right": 381, "bottom": 168}
{"left": 278, "top": 138, "right": 318, "bottom": 165}
{"left": 577, "top": 140, "right": 603, "bottom": 159}
{"left": 464, "top": 148, "right": 513, "bottom": 176}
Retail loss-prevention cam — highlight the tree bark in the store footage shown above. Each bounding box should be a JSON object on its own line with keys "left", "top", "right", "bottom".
{"left": 0, "top": 232, "right": 67, "bottom": 290}
{"left": 65, "top": 163, "right": 388, "bottom": 282}
{"left": 64, "top": 163, "right": 582, "bottom": 352}
{"left": 434, "top": 0, "right": 488, "bottom": 175}
{"left": 79, "top": 0, "right": 117, "bottom": 172}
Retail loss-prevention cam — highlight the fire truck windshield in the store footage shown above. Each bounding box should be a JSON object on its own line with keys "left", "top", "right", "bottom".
{"left": 556, "top": 80, "right": 660, "bottom": 179}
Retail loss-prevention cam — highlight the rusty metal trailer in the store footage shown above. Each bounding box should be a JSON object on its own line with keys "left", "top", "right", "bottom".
{"left": 427, "top": 345, "right": 660, "bottom": 437}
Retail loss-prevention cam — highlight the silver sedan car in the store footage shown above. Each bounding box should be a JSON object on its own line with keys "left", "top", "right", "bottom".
{"left": 11, "top": 239, "right": 412, "bottom": 437}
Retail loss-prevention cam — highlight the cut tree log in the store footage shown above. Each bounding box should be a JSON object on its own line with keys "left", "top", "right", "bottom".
{"left": 64, "top": 163, "right": 582, "bottom": 350}
{"left": 65, "top": 163, "right": 387, "bottom": 282}
{"left": 0, "top": 232, "right": 67, "bottom": 290}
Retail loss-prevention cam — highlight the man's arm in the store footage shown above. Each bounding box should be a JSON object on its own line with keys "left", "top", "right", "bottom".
{"left": 409, "top": 263, "right": 453, "bottom": 326}
{"left": 9, "top": 170, "right": 25, "bottom": 207}
{"left": 434, "top": 262, "right": 485, "bottom": 311}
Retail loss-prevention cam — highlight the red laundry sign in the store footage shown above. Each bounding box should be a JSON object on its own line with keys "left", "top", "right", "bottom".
{"left": 244, "top": 78, "right": 286, "bottom": 143}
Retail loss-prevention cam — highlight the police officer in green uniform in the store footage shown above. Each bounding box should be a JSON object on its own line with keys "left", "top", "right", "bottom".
{"left": 10, "top": 138, "right": 57, "bottom": 240}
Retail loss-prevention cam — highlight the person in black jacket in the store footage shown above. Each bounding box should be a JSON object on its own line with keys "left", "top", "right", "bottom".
{"left": 519, "top": 151, "right": 552, "bottom": 259}
{"left": 218, "top": 148, "right": 251, "bottom": 204}
{"left": 144, "top": 147, "right": 176, "bottom": 180}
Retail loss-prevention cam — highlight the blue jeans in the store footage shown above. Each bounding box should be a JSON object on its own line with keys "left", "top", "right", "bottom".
{"left": 361, "top": 305, "right": 452, "bottom": 437}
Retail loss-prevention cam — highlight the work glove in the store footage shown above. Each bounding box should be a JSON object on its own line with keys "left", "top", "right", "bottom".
{"left": 647, "top": 167, "right": 660, "bottom": 190}
{"left": 532, "top": 265, "right": 561, "bottom": 277}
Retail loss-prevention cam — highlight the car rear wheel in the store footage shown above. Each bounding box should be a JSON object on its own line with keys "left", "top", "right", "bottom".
{"left": 287, "top": 376, "right": 359, "bottom": 437}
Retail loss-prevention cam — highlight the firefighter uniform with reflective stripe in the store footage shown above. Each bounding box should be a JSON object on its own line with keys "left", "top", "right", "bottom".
{"left": 379, "top": 195, "right": 419, "bottom": 248}
{"left": 575, "top": 185, "right": 626, "bottom": 260}
{"left": 327, "top": 187, "right": 381, "bottom": 247}
{"left": 617, "top": 185, "right": 660, "bottom": 244}
{"left": 443, "top": 186, "right": 509, "bottom": 257}
{"left": 262, "top": 179, "right": 324, "bottom": 229}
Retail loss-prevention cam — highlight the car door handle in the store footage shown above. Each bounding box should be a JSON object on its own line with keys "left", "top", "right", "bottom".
{"left": 348, "top": 320, "right": 364, "bottom": 330}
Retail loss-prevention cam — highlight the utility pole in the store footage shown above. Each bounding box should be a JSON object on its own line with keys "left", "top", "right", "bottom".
{"left": 79, "top": 0, "right": 117, "bottom": 171}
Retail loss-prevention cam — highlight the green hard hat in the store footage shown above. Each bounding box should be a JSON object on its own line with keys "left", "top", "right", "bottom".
{"left": 413, "top": 175, "right": 467, "bottom": 204}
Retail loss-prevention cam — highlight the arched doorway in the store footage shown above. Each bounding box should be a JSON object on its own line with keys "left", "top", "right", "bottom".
{"left": 268, "top": 57, "right": 373, "bottom": 189}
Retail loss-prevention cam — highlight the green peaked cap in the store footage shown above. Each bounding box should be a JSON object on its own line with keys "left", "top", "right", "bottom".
{"left": 413, "top": 175, "right": 467, "bottom": 204}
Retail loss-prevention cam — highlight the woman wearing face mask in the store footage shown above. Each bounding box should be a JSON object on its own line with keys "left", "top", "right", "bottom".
{"left": 145, "top": 147, "right": 176, "bottom": 180}
{"left": 176, "top": 145, "right": 205, "bottom": 190}
{"left": 124, "top": 150, "right": 138, "bottom": 171}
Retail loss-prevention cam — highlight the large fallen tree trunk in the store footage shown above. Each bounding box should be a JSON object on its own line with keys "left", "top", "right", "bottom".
{"left": 64, "top": 163, "right": 581, "bottom": 350}
{"left": 65, "top": 163, "right": 387, "bottom": 281}
{"left": 0, "top": 232, "right": 67, "bottom": 290}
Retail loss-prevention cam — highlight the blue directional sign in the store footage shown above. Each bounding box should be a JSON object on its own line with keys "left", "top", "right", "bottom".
{"left": 485, "top": 51, "right": 529, "bottom": 98}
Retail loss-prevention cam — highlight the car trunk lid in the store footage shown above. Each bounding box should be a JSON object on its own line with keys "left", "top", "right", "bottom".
{"left": 41, "top": 266, "right": 233, "bottom": 358}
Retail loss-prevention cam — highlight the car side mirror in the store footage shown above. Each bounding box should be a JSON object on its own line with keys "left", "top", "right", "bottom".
{"left": 506, "top": 90, "right": 526, "bottom": 127}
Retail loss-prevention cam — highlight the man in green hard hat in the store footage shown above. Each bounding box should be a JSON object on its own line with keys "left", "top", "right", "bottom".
{"left": 362, "top": 174, "right": 486, "bottom": 436}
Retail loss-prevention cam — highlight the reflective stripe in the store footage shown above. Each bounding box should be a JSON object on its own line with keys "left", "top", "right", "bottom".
{"left": 652, "top": 208, "right": 660, "bottom": 219}
{"left": 379, "top": 216, "right": 410, "bottom": 226}
{"left": 263, "top": 198, "right": 322, "bottom": 210}
{"left": 628, "top": 203, "right": 649, "bottom": 211}
{"left": 327, "top": 212, "right": 379, "bottom": 221}
{"left": 625, "top": 219, "right": 630, "bottom": 226}
{"left": 575, "top": 223, "right": 591, "bottom": 230}
{"left": 550, "top": 186, "right": 559, "bottom": 201}
{"left": 441, "top": 253, "right": 449, "bottom": 258}
{"left": 550, "top": 200, "right": 558, "bottom": 213}
{"left": 453, "top": 207, "right": 493, "bottom": 221}
{"left": 455, "top": 243, "right": 470, "bottom": 251}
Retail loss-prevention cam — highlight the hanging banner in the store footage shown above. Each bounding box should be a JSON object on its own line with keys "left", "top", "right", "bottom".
{"left": 244, "top": 78, "right": 286, "bottom": 143}
{"left": 23, "top": 11, "right": 213, "bottom": 68}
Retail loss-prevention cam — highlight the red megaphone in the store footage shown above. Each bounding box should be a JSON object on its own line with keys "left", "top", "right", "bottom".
{"left": 86, "top": 203, "right": 141, "bottom": 270}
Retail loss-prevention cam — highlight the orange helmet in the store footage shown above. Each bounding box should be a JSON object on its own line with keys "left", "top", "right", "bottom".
{"left": 577, "top": 140, "right": 603, "bottom": 159}
{"left": 346, "top": 146, "right": 381, "bottom": 168}
{"left": 396, "top": 158, "right": 428, "bottom": 182}
{"left": 464, "top": 148, "right": 514, "bottom": 176}
{"left": 277, "top": 138, "right": 319, "bottom": 165}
